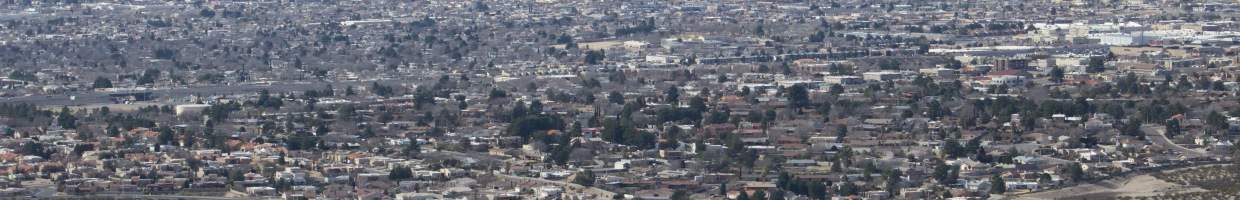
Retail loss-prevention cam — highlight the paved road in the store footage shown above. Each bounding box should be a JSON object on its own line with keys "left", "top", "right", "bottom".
{"left": 1142, "top": 124, "right": 1210, "bottom": 159}
{"left": 48, "top": 194, "right": 251, "bottom": 200}
{"left": 0, "top": 79, "right": 418, "bottom": 106}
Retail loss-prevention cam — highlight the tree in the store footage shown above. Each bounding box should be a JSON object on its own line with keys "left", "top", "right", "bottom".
{"left": 1120, "top": 119, "right": 1143, "bottom": 137}
{"left": 508, "top": 115, "right": 564, "bottom": 142}
{"left": 943, "top": 139, "right": 966, "bottom": 158}
{"left": 412, "top": 87, "right": 434, "bottom": 109}
{"left": 1166, "top": 119, "right": 1183, "bottom": 137}
{"left": 1038, "top": 173, "right": 1054, "bottom": 184}
{"left": 834, "top": 125, "right": 848, "bottom": 142}
{"left": 932, "top": 159, "right": 955, "bottom": 184}
{"left": 665, "top": 86, "right": 680, "bottom": 104}
{"left": 1087, "top": 58, "right": 1105, "bottom": 73}
{"left": 20, "top": 141, "right": 47, "bottom": 158}
{"left": 105, "top": 125, "right": 121, "bottom": 137}
{"left": 809, "top": 180, "right": 829, "bottom": 199}
{"left": 404, "top": 140, "right": 421, "bottom": 157}
{"left": 255, "top": 89, "right": 283, "bottom": 108}
{"left": 471, "top": 0, "right": 490, "bottom": 11}
{"left": 199, "top": 8, "right": 216, "bottom": 18}
{"left": 828, "top": 84, "right": 844, "bottom": 96}
{"left": 378, "top": 111, "right": 394, "bottom": 124}
{"left": 769, "top": 190, "right": 786, "bottom": 200}
{"left": 585, "top": 50, "right": 606, "bottom": 64}
{"left": 336, "top": 104, "right": 357, "bottom": 120}
{"left": 608, "top": 91, "right": 625, "bottom": 104}
{"left": 1049, "top": 66, "right": 1065, "bottom": 83}
{"left": 388, "top": 166, "right": 412, "bottom": 181}
{"left": 837, "top": 179, "right": 859, "bottom": 196}
{"left": 1068, "top": 162, "right": 1086, "bottom": 182}
{"left": 788, "top": 84, "right": 810, "bottom": 110}
{"left": 7, "top": 70, "right": 37, "bottom": 82}
{"left": 157, "top": 126, "right": 175, "bottom": 145}
{"left": 1207, "top": 110, "right": 1228, "bottom": 131}
{"left": 671, "top": 190, "right": 690, "bottom": 200}
{"left": 371, "top": 82, "right": 395, "bottom": 97}
{"left": 884, "top": 169, "right": 903, "bottom": 197}
{"left": 137, "top": 68, "right": 161, "bottom": 85}
{"left": 153, "top": 49, "right": 177, "bottom": 60}
{"left": 689, "top": 96, "right": 708, "bottom": 113}
{"left": 529, "top": 101, "right": 544, "bottom": 114}
{"left": 879, "top": 60, "right": 901, "bottom": 70}
{"left": 808, "top": 30, "right": 826, "bottom": 42}
{"left": 863, "top": 162, "right": 878, "bottom": 181}
{"left": 573, "top": 170, "right": 595, "bottom": 186}
{"left": 56, "top": 107, "right": 77, "bottom": 129}
{"left": 92, "top": 77, "right": 113, "bottom": 89}
{"left": 776, "top": 172, "right": 792, "bottom": 189}
{"left": 1232, "top": 144, "right": 1240, "bottom": 165}
{"left": 989, "top": 174, "right": 1007, "bottom": 194}
{"left": 556, "top": 33, "right": 573, "bottom": 44}
{"left": 98, "top": 106, "right": 110, "bottom": 117}
{"left": 489, "top": 88, "right": 508, "bottom": 99}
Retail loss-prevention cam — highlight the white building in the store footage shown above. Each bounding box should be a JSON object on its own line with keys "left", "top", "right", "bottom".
{"left": 988, "top": 75, "right": 1026, "bottom": 86}
{"left": 174, "top": 104, "right": 211, "bottom": 116}
{"left": 1093, "top": 34, "right": 1155, "bottom": 46}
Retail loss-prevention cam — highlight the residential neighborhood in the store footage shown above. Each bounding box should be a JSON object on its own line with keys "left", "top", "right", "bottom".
{"left": 0, "top": 0, "right": 1239, "bottom": 199}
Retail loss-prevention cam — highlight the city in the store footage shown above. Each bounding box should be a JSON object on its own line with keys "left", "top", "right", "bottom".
{"left": 0, "top": 0, "right": 1238, "bottom": 199}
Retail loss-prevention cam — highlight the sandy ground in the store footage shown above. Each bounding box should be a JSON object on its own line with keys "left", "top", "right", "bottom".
{"left": 1014, "top": 174, "right": 1206, "bottom": 200}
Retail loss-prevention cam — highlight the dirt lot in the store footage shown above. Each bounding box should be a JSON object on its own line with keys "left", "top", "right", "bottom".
{"left": 1015, "top": 174, "right": 1206, "bottom": 200}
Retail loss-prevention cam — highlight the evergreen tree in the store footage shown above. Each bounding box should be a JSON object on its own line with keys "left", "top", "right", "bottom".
{"left": 404, "top": 140, "right": 421, "bottom": 157}
{"left": 608, "top": 91, "right": 625, "bottom": 104}
{"left": 989, "top": 174, "right": 1007, "bottom": 194}
{"left": 1068, "top": 162, "right": 1086, "bottom": 182}
{"left": 388, "top": 166, "right": 412, "bottom": 181}
{"left": 157, "top": 126, "right": 175, "bottom": 145}
{"left": 573, "top": 170, "right": 595, "bottom": 186}
{"left": 665, "top": 86, "right": 680, "bottom": 104}
{"left": 1049, "top": 66, "right": 1065, "bottom": 83}
{"left": 885, "top": 169, "right": 903, "bottom": 197}
{"left": 769, "top": 190, "right": 785, "bottom": 200}
{"left": 92, "top": 77, "right": 113, "bottom": 88}
{"left": 671, "top": 190, "right": 690, "bottom": 200}
{"left": 788, "top": 84, "right": 810, "bottom": 110}
{"left": 57, "top": 107, "right": 77, "bottom": 129}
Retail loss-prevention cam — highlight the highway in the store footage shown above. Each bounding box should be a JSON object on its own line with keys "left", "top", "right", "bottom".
{"left": 0, "top": 79, "right": 416, "bottom": 106}
{"left": 46, "top": 194, "right": 251, "bottom": 200}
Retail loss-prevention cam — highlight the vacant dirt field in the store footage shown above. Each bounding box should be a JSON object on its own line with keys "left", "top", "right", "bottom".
{"left": 1015, "top": 174, "right": 1206, "bottom": 200}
